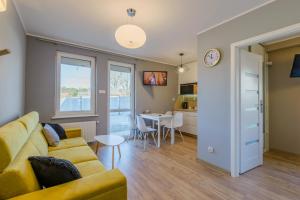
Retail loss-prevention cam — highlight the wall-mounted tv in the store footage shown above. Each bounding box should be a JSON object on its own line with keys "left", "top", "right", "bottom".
{"left": 290, "top": 54, "right": 300, "bottom": 77}
{"left": 143, "top": 71, "right": 167, "bottom": 86}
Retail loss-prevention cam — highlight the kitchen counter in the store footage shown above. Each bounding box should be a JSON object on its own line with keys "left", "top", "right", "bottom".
{"left": 175, "top": 109, "right": 197, "bottom": 112}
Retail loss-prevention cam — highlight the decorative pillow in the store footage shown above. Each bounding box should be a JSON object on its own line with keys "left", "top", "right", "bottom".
{"left": 28, "top": 156, "right": 81, "bottom": 188}
{"left": 41, "top": 123, "right": 67, "bottom": 139}
{"left": 43, "top": 124, "right": 60, "bottom": 146}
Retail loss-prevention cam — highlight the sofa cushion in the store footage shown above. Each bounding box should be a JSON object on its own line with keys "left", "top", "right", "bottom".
{"left": 48, "top": 137, "right": 87, "bottom": 152}
{"left": 18, "top": 112, "right": 39, "bottom": 135}
{"left": 28, "top": 156, "right": 81, "bottom": 188}
{"left": 42, "top": 123, "right": 67, "bottom": 139}
{"left": 48, "top": 146, "right": 97, "bottom": 164}
{"left": 0, "top": 121, "right": 28, "bottom": 173}
{"left": 75, "top": 160, "right": 106, "bottom": 177}
{"left": 43, "top": 124, "right": 60, "bottom": 146}
{"left": 65, "top": 128, "right": 82, "bottom": 138}
{"left": 29, "top": 124, "right": 48, "bottom": 156}
{"left": 0, "top": 141, "right": 41, "bottom": 199}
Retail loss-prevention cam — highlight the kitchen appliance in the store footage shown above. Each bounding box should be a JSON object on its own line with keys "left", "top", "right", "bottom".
{"left": 180, "top": 83, "right": 197, "bottom": 95}
{"left": 182, "top": 102, "right": 188, "bottom": 109}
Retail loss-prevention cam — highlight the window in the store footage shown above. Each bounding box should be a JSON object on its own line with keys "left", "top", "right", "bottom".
{"left": 55, "top": 52, "right": 96, "bottom": 117}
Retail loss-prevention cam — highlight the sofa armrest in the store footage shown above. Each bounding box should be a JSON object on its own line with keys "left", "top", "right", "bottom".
{"left": 9, "top": 169, "right": 127, "bottom": 200}
{"left": 65, "top": 128, "right": 82, "bottom": 138}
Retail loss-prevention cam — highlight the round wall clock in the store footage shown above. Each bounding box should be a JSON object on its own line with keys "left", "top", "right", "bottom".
{"left": 204, "top": 48, "right": 221, "bottom": 67}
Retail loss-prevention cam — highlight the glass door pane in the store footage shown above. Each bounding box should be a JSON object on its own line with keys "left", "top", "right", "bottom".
{"left": 109, "top": 62, "right": 134, "bottom": 135}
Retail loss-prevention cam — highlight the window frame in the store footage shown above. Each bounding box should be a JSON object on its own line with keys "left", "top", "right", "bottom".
{"left": 54, "top": 51, "right": 96, "bottom": 118}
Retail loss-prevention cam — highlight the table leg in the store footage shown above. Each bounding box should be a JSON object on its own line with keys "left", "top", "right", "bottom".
{"left": 117, "top": 145, "right": 121, "bottom": 158}
{"left": 112, "top": 146, "right": 115, "bottom": 169}
{"left": 171, "top": 119, "right": 175, "bottom": 145}
{"left": 95, "top": 142, "right": 99, "bottom": 154}
{"left": 163, "top": 126, "right": 165, "bottom": 142}
{"left": 157, "top": 120, "right": 160, "bottom": 148}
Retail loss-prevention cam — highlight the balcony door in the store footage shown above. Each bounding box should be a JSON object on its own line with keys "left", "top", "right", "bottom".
{"left": 108, "top": 61, "right": 134, "bottom": 136}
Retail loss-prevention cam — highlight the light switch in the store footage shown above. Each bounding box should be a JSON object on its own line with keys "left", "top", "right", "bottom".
{"left": 99, "top": 90, "right": 106, "bottom": 94}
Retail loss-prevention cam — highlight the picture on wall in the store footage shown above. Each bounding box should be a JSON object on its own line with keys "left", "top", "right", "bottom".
{"left": 143, "top": 71, "right": 167, "bottom": 86}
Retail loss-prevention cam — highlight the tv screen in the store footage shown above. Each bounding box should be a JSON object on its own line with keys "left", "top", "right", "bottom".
{"left": 143, "top": 71, "right": 167, "bottom": 86}
{"left": 290, "top": 54, "right": 300, "bottom": 77}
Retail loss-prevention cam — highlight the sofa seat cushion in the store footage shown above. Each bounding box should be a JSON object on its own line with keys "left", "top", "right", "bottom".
{"left": 48, "top": 137, "right": 87, "bottom": 152}
{"left": 48, "top": 146, "right": 97, "bottom": 164}
{"left": 75, "top": 160, "right": 106, "bottom": 177}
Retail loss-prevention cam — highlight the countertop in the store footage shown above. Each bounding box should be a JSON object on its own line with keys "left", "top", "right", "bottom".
{"left": 174, "top": 109, "right": 197, "bottom": 112}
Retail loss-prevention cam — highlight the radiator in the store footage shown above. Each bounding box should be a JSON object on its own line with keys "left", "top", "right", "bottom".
{"left": 60, "top": 121, "right": 96, "bottom": 143}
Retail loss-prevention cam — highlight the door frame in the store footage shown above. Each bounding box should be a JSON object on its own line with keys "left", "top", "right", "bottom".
{"left": 230, "top": 23, "right": 300, "bottom": 177}
{"left": 107, "top": 61, "right": 135, "bottom": 134}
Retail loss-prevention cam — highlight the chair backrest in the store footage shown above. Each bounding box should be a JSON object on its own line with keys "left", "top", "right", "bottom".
{"left": 136, "top": 116, "right": 148, "bottom": 132}
{"left": 128, "top": 114, "right": 136, "bottom": 129}
{"left": 165, "top": 111, "right": 172, "bottom": 115}
{"left": 173, "top": 112, "right": 183, "bottom": 127}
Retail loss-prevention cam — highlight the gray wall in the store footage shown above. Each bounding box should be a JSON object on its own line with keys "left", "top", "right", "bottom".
{"left": 0, "top": 1, "right": 26, "bottom": 125}
{"left": 197, "top": 0, "right": 300, "bottom": 171}
{"left": 25, "top": 36, "right": 178, "bottom": 134}
{"left": 269, "top": 46, "right": 300, "bottom": 154}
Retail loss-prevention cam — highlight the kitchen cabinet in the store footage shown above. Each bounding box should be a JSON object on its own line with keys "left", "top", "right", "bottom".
{"left": 175, "top": 111, "right": 197, "bottom": 135}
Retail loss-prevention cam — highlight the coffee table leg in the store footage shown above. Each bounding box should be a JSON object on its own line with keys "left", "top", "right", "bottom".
{"left": 112, "top": 146, "right": 115, "bottom": 169}
{"left": 117, "top": 145, "right": 121, "bottom": 158}
{"left": 95, "top": 142, "right": 99, "bottom": 154}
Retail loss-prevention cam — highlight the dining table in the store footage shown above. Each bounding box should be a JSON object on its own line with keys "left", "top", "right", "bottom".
{"left": 139, "top": 113, "right": 174, "bottom": 148}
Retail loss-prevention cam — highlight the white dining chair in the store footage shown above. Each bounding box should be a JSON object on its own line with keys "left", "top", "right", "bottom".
{"left": 155, "top": 111, "right": 172, "bottom": 128}
{"left": 136, "top": 115, "right": 157, "bottom": 150}
{"left": 161, "top": 111, "right": 172, "bottom": 125}
{"left": 127, "top": 114, "right": 137, "bottom": 142}
{"left": 163, "top": 112, "right": 184, "bottom": 142}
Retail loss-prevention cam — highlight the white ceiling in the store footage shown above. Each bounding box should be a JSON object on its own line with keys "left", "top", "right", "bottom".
{"left": 14, "top": 0, "right": 274, "bottom": 65}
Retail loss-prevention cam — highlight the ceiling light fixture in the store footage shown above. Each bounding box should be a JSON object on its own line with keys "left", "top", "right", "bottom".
{"left": 0, "top": 0, "right": 7, "bottom": 12}
{"left": 178, "top": 53, "right": 185, "bottom": 73}
{"left": 115, "top": 8, "right": 146, "bottom": 49}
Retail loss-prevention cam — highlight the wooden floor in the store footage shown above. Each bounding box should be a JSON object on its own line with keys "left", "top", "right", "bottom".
{"left": 90, "top": 136, "right": 300, "bottom": 200}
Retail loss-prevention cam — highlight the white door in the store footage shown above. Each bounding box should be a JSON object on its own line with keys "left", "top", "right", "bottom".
{"left": 108, "top": 61, "right": 134, "bottom": 135}
{"left": 240, "top": 50, "right": 263, "bottom": 174}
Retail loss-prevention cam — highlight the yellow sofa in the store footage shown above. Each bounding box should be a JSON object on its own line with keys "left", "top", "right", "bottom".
{"left": 0, "top": 112, "right": 127, "bottom": 200}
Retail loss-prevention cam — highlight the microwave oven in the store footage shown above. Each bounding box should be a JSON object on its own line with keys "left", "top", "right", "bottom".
{"left": 180, "top": 83, "right": 197, "bottom": 95}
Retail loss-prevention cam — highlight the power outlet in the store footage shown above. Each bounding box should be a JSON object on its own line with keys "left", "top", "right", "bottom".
{"left": 208, "top": 146, "right": 214, "bottom": 153}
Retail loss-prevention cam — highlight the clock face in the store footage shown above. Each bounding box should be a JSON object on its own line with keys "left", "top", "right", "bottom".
{"left": 204, "top": 49, "right": 221, "bottom": 67}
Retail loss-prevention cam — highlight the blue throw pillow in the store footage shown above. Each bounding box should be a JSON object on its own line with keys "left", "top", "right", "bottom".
{"left": 43, "top": 124, "right": 60, "bottom": 146}
{"left": 28, "top": 156, "right": 81, "bottom": 188}
{"left": 41, "top": 123, "right": 67, "bottom": 139}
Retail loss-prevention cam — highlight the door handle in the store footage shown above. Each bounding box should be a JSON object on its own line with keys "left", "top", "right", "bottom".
{"left": 260, "top": 100, "right": 263, "bottom": 113}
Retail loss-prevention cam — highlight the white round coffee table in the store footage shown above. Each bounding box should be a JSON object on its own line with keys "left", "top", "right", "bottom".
{"left": 94, "top": 135, "right": 125, "bottom": 169}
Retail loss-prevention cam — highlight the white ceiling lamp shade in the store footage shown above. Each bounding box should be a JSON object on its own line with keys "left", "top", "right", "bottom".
{"left": 0, "top": 0, "right": 7, "bottom": 12}
{"left": 115, "top": 8, "right": 146, "bottom": 49}
{"left": 115, "top": 24, "right": 146, "bottom": 49}
{"left": 178, "top": 53, "right": 185, "bottom": 73}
